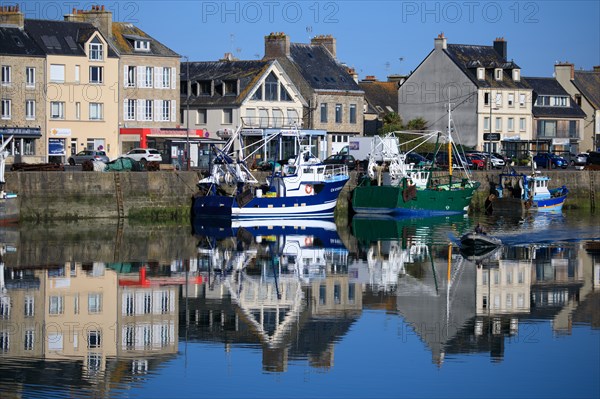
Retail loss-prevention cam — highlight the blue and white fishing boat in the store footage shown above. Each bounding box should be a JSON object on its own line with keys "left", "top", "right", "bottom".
{"left": 192, "top": 126, "right": 350, "bottom": 219}
{"left": 487, "top": 166, "right": 568, "bottom": 214}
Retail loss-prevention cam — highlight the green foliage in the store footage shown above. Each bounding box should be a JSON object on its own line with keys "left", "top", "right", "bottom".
{"left": 405, "top": 117, "right": 428, "bottom": 131}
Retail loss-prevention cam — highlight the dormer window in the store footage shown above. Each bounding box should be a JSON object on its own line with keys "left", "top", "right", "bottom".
{"left": 134, "top": 40, "right": 150, "bottom": 52}
{"left": 494, "top": 68, "right": 503, "bottom": 81}
{"left": 89, "top": 37, "right": 103, "bottom": 61}
{"left": 224, "top": 80, "right": 237, "bottom": 95}
{"left": 512, "top": 68, "right": 520, "bottom": 82}
{"left": 477, "top": 68, "right": 485, "bottom": 80}
{"left": 193, "top": 80, "right": 211, "bottom": 96}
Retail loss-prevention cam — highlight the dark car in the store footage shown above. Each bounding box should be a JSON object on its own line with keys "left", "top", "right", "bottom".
{"left": 533, "top": 152, "right": 568, "bottom": 169}
{"left": 322, "top": 154, "right": 356, "bottom": 170}
{"left": 404, "top": 152, "right": 431, "bottom": 167}
{"left": 68, "top": 150, "right": 109, "bottom": 165}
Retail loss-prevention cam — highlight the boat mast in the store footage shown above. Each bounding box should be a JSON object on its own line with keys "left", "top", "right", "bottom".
{"left": 448, "top": 103, "right": 452, "bottom": 178}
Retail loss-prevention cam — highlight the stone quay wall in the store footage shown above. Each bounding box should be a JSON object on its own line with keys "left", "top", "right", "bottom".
{"left": 5, "top": 169, "right": 599, "bottom": 220}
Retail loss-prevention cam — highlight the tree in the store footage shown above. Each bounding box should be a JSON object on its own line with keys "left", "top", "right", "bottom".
{"left": 405, "top": 117, "right": 428, "bottom": 131}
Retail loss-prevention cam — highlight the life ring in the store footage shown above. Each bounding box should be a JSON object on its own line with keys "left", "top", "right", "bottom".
{"left": 305, "top": 184, "right": 313, "bottom": 194}
{"left": 305, "top": 237, "right": 313, "bottom": 246}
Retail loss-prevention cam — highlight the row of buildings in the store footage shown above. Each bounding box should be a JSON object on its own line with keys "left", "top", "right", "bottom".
{"left": 1, "top": 5, "right": 599, "bottom": 167}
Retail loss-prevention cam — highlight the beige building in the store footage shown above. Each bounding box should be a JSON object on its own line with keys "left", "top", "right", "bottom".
{"left": 0, "top": 6, "right": 46, "bottom": 163}
{"left": 25, "top": 18, "right": 120, "bottom": 162}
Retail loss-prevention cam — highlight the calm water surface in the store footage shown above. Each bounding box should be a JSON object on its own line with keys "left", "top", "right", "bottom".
{"left": 0, "top": 210, "right": 599, "bottom": 398}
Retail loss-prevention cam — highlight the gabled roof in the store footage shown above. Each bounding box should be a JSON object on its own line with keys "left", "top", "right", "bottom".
{"left": 288, "top": 43, "right": 362, "bottom": 92}
{"left": 111, "top": 22, "right": 179, "bottom": 57}
{"left": 573, "top": 70, "right": 600, "bottom": 110}
{"left": 359, "top": 81, "right": 398, "bottom": 114}
{"left": 445, "top": 44, "right": 530, "bottom": 90}
{"left": 24, "top": 19, "right": 117, "bottom": 57}
{"left": 0, "top": 26, "right": 44, "bottom": 56}
{"left": 181, "top": 60, "right": 273, "bottom": 106}
{"left": 525, "top": 77, "right": 586, "bottom": 118}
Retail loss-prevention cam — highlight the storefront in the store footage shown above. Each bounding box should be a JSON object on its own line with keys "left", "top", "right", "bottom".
{"left": 0, "top": 126, "right": 42, "bottom": 163}
{"left": 120, "top": 127, "right": 224, "bottom": 169}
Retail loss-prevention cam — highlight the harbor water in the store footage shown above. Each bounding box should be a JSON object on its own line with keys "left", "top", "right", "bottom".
{"left": 0, "top": 210, "right": 599, "bottom": 398}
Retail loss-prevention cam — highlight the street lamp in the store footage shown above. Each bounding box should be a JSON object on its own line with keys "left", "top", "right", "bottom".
{"left": 183, "top": 56, "right": 191, "bottom": 170}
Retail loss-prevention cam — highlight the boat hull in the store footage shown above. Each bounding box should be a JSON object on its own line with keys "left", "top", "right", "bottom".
{"left": 192, "top": 178, "right": 348, "bottom": 219}
{"left": 351, "top": 183, "right": 479, "bottom": 216}
{"left": 0, "top": 197, "right": 19, "bottom": 225}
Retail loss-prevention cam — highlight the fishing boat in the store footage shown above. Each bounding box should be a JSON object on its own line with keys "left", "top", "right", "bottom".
{"left": 351, "top": 105, "right": 480, "bottom": 216}
{"left": 486, "top": 159, "right": 569, "bottom": 214}
{"left": 192, "top": 125, "right": 350, "bottom": 219}
{"left": 0, "top": 136, "right": 19, "bottom": 225}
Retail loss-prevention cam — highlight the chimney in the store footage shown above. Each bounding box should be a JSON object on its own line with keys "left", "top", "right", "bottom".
{"left": 363, "top": 75, "right": 377, "bottom": 82}
{"left": 434, "top": 32, "right": 447, "bottom": 50}
{"left": 0, "top": 5, "right": 24, "bottom": 29}
{"left": 347, "top": 67, "right": 358, "bottom": 83}
{"left": 64, "top": 5, "right": 113, "bottom": 39}
{"left": 555, "top": 62, "right": 575, "bottom": 81}
{"left": 311, "top": 34, "right": 336, "bottom": 58}
{"left": 264, "top": 32, "right": 290, "bottom": 58}
{"left": 493, "top": 37, "right": 507, "bottom": 62}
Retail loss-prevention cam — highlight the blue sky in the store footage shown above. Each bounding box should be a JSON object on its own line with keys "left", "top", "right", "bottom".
{"left": 21, "top": 0, "right": 600, "bottom": 79}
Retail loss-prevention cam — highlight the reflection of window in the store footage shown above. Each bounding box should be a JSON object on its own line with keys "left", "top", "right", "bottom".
{"left": 0, "top": 297, "right": 10, "bottom": 318}
{"left": 0, "top": 331, "right": 8, "bottom": 351}
{"left": 88, "top": 293, "right": 102, "bottom": 313}
{"left": 24, "top": 296, "right": 34, "bottom": 317}
{"left": 49, "top": 296, "right": 64, "bottom": 315}
{"left": 124, "top": 293, "right": 135, "bottom": 316}
{"left": 161, "top": 291, "right": 170, "bottom": 313}
{"left": 25, "top": 330, "right": 35, "bottom": 351}
{"left": 124, "top": 325, "right": 135, "bottom": 350}
{"left": 88, "top": 330, "right": 101, "bottom": 348}
{"left": 319, "top": 284, "right": 326, "bottom": 305}
{"left": 144, "top": 293, "right": 152, "bottom": 314}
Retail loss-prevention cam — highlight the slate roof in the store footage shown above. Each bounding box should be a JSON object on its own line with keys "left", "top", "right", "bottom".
{"left": 24, "top": 19, "right": 117, "bottom": 57}
{"left": 181, "top": 60, "right": 272, "bottom": 106}
{"left": 287, "top": 43, "right": 362, "bottom": 93}
{"left": 111, "top": 22, "right": 179, "bottom": 57}
{"left": 525, "top": 77, "right": 586, "bottom": 118}
{"left": 359, "top": 80, "right": 398, "bottom": 114}
{"left": 0, "top": 26, "right": 44, "bottom": 56}
{"left": 573, "top": 70, "right": 600, "bottom": 110}
{"left": 445, "top": 44, "right": 530, "bottom": 90}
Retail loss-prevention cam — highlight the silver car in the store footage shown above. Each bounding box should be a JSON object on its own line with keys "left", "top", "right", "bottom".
{"left": 123, "top": 148, "right": 163, "bottom": 164}
{"left": 68, "top": 150, "right": 109, "bottom": 165}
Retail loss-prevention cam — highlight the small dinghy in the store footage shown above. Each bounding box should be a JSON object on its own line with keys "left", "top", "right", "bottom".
{"left": 460, "top": 232, "right": 502, "bottom": 257}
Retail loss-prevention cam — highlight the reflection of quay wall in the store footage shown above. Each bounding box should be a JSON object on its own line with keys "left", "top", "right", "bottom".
{"left": 6, "top": 170, "right": 599, "bottom": 221}
{"left": 3, "top": 221, "right": 198, "bottom": 267}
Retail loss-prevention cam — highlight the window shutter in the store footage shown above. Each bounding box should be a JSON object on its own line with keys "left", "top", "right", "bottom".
{"left": 154, "top": 99, "right": 160, "bottom": 121}
{"left": 123, "top": 99, "right": 128, "bottom": 120}
{"left": 137, "top": 99, "right": 143, "bottom": 121}
{"left": 123, "top": 65, "right": 128, "bottom": 87}
{"left": 172, "top": 67, "right": 177, "bottom": 90}
{"left": 154, "top": 67, "right": 160, "bottom": 89}
{"left": 137, "top": 66, "right": 144, "bottom": 88}
{"left": 171, "top": 100, "right": 176, "bottom": 122}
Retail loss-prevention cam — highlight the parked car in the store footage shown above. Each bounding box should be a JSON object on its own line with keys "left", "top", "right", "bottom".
{"left": 466, "top": 151, "right": 505, "bottom": 169}
{"left": 68, "top": 150, "right": 109, "bottom": 165}
{"left": 322, "top": 154, "right": 356, "bottom": 170}
{"left": 571, "top": 153, "right": 589, "bottom": 169}
{"left": 123, "top": 148, "right": 163, "bottom": 164}
{"left": 533, "top": 152, "right": 568, "bottom": 169}
{"left": 403, "top": 152, "right": 431, "bottom": 167}
{"left": 465, "top": 153, "right": 485, "bottom": 170}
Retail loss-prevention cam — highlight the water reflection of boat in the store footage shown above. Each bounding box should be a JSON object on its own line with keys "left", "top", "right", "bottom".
{"left": 459, "top": 232, "right": 502, "bottom": 258}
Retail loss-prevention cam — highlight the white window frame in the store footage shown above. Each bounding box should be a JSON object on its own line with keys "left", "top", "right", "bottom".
{"left": 1, "top": 65, "right": 10, "bottom": 85}
{"left": 495, "top": 117, "right": 502, "bottom": 132}
{"left": 50, "top": 64, "right": 65, "bottom": 83}
{"left": 162, "top": 67, "right": 171, "bottom": 88}
{"left": 89, "top": 103, "right": 103, "bottom": 120}
{"left": 89, "top": 39, "right": 104, "bottom": 61}
{"left": 519, "top": 117, "right": 526, "bottom": 132}
{"left": 126, "top": 66, "right": 136, "bottom": 87}
{"left": 477, "top": 67, "right": 485, "bottom": 80}
{"left": 26, "top": 67, "right": 35, "bottom": 87}
{"left": 519, "top": 93, "right": 526, "bottom": 107}
{"left": 134, "top": 40, "right": 150, "bottom": 52}
{"left": 50, "top": 101, "right": 65, "bottom": 119}
{"left": 88, "top": 293, "right": 102, "bottom": 314}
{"left": 508, "top": 93, "right": 514, "bottom": 107}
{"left": 483, "top": 116, "right": 490, "bottom": 131}
{"left": 1, "top": 99, "right": 11, "bottom": 120}
{"left": 495, "top": 93, "right": 502, "bottom": 108}
{"left": 507, "top": 117, "right": 514, "bottom": 132}
{"left": 26, "top": 99, "right": 35, "bottom": 120}
{"left": 513, "top": 69, "right": 521, "bottom": 82}
{"left": 196, "top": 109, "right": 207, "bottom": 125}
{"left": 144, "top": 67, "right": 153, "bottom": 88}
{"left": 125, "top": 99, "right": 136, "bottom": 120}
{"left": 49, "top": 296, "right": 64, "bottom": 315}
{"left": 494, "top": 68, "right": 503, "bottom": 81}
{"left": 75, "top": 102, "right": 81, "bottom": 120}
{"left": 162, "top": 100, "right": 170, "bottom": 121}
{"left": 89, "top": 66, "right": 103, "bottom": 84}
{"left": 144, "top": 99, "right": 153, "bottom": 121}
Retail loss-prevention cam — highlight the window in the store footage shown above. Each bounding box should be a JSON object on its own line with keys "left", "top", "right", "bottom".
{"left": 75, "top": 102, "right": 80, "bottom": 120}
{"left": 224, "top": 80, "right": 237, "bottom": 95}
{"left": 519, "top": 117, "right": 526, "bottom": 131}
{"left": 495, "top": 117, "right": 502, "bottom": 131}
{"left": 144, "top": 67, "right": 153, "bottom": 88}
{"left": 513, "top": 69, "right": 520, "bottom": 81}
{"left": 552, "top": 96, "right": 568, "bottom": 106}
{"left": 26, "top": 100, "right": 35, "bottom": 120}
{"left": 162, "top": 100, "right": 170, "bottom": 121}
{"left": 495, "top": 68, "right": 503, "bottom": 80}
{"left": 0, "top": 296, "right": 10, "bottom": 318}
{"left": 519, "top": 93, "right": 526, "bottom": 107}
{"left": 280, "top": 83, "right": 292, "bottom": 101}
{"left": 1, "top": 65, "right": 10, "bottom": 84}
{"left": 88, "top": 294, "right": 102, "bottom": 313}
{"left": 49, "top": 296, "right": 64, "bottom": 315}
{"left": 484, "top": 92, "right": 490, "bottom": 106}
{"left": 258, "top": 109, "right": 268, "bottom": 127}
{"left": 320, "top": 103, "right": 328, "bottom": 123}
{"left": 26, "top": 67, "right": 35, "bottom": 87}
{"left": 89, "top": 66, "right": 103, "bottom": 84}
{"left": 319, "top": 284, "right": 326, "bottom": 305}
{"left": 24, "top": 296, "right": 34, "bottom": 317}
{"left": 198, "top": 81, "right": 211, "bottom": 95}
{"left": 287, "top": 108, "right": 299, "bottom": 126}
{"left": 0, "top": 331, "right": 8, "bottom": 351}
{"left": 144, "top": 293, "right": 152, "bottom": 314}
{"left": 74, "top": 294, "right": 79, "bottom": 314}
{"left": 89, "top": 37, "right": 103, "bottom": 60}
{"left": 265, "top": 73, "right": 277, "bottom": 101}
{"left": 1, "top": 99, "right": 11, "bottom": 119}
{"left": 251, "top": 85, "right": 263, "bottom": 100}
{"left": 535, "top": 95, "right": 550, "bottom": 106}
{"left": 349, "top": 104, "right": 357, "bottom": 123}
{"left": 160, "top": 291, "right": 170, "bottom": 313}
{"left": 124, "top": 293, "right": 135, "bottom": 316}
{"left": 569, "top": 120, "right": 578, "bottom": 138}
{"left": 50, "top": 64, "right": 65, "bottom": 82}
{"left": 126, "top": 66, "right": 136, "bottom": 87}
{"left": 75, "top": 65, "right": 80, "bottom": 83}
{"left": 24, "top": 330, "right": 34, "bottom": 351}
{"left": 484, "top": 117, "right": 490, "bottom": 131}
{"left": 495, "top": 93, "right": 502, "bottom": 107}
{"left": 89, "top": 103, "right": 103, "bottom": 120}
{"left": 126, "top": 99, "right": 136, "bottom": 120}
{"left": 507, "top": 117, "right": 514, "bottom": 131}
{"left": 538, "top": 120, "right": 556, "bottom": 137}
{"left": 335, "top": 103, "right": 342, "bottom": 123}
{"left": 162, "top": 67, "right": 171, "bottom": 88}
{"left": 144, "top": 100, "right": 153, "bottom": 121}
{"left": 134, "top": 40, "right": 150, "bottom": 51}
{"left": 477, "top": 67, "right": 485, "bottom": 80}
{"left": 508, "top": 93, "right": 514, "bottom": 107}
{"left": 88, "top": 330, "right": 101, "bottom": 349}
{"left": 196, "top": 109, "right": 207, "bottom": 124}
{"left": 223, "top": 108, "right": 233, "bottom": 124}
{"left": 272, "top": 108, "right": 283, "bottom": 127}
